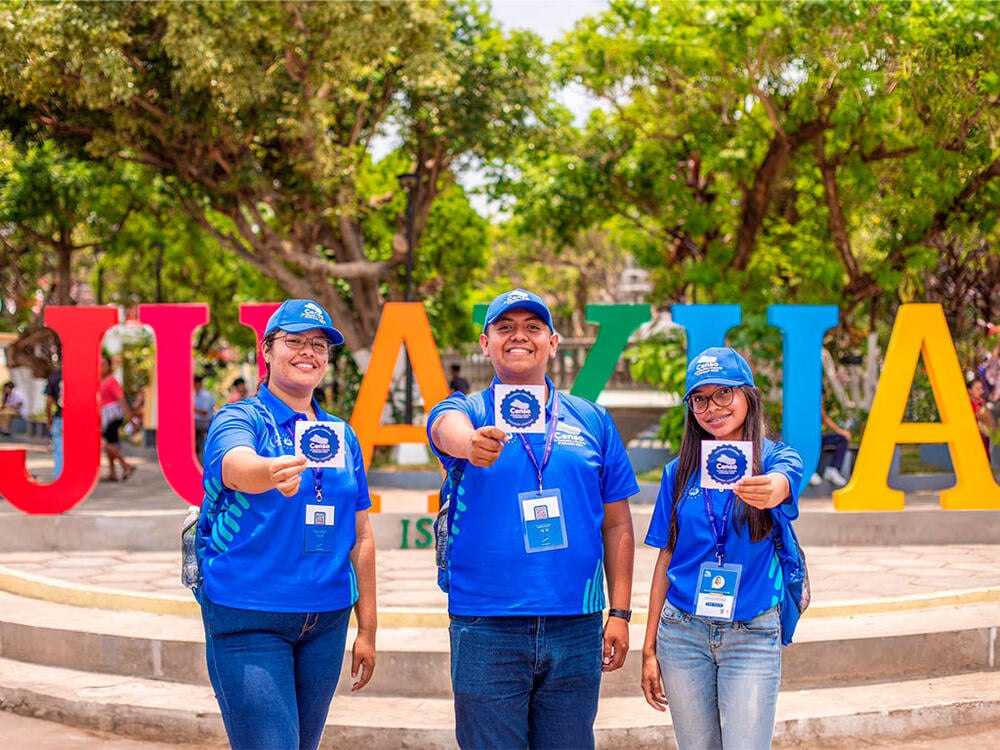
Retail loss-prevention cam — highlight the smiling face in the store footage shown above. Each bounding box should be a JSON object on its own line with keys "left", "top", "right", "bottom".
{"left": 480, "top": 309, "right": 559, "bottom": 385}
{"left": 691, "top": 384, "right": 748, "bottom": 442}
{"left": 262, "top": 327, "right": 329, "bottom": 405}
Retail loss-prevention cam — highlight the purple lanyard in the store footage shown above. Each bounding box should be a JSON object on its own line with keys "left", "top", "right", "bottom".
{"left": 703, "top": 489, "right": 735, "bottom": 565}
{"left": 516, "top": 390, "right": 560, "bottom": 492}
{"left": 282, "top": 417, "right": 324, "bottom": 503}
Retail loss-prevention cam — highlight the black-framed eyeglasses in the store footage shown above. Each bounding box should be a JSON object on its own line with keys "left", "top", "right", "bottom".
{"left": 274, "top": 334, "right": 331, "bottom": 357}
{"left": 687, "top": 386, "right": 736, "bottom": 414}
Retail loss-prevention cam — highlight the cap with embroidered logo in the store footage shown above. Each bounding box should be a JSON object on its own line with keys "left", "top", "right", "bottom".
{"left": 265, "top": 299, "right": 345, "bottom": 346}
{"left": 683, "top": 347, "right": 755, "bottom": 401}
{"left": 483, "top": 289, "right": 554, "bottom": 333}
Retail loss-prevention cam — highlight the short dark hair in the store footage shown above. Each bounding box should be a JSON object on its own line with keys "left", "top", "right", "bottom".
{"left": 232, "top": 377, "right": 246, "bottom": 388}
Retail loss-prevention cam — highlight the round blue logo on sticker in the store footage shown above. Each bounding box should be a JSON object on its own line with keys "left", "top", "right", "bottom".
{"left": 706, "top": 444, "right": 747, "bottom": 485}
{"left": 300, "top": 424, "right": 339, "bottom": 463}
{"left": 500, "top": 388, "right": 541, "bottom": 429}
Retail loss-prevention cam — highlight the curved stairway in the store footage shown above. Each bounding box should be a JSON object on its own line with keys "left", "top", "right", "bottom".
{"left": 1, "top": 476, "right": 999, "bottom": 748}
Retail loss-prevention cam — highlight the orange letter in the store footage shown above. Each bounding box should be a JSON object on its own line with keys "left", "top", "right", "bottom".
{"left": 834, "top": 304, "right": 1000, "bottom": 511}
{"left": 350, "top": 302, "right": 449, "bottom": 512}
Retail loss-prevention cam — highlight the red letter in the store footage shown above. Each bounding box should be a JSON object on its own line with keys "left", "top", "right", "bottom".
{"left": 0, "top": 306, "right": 115, "bottom": 514}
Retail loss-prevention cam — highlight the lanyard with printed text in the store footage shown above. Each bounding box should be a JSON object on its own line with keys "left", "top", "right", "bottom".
{"left": 516, "top": 390, "right": 560, "bottom": 492}
{"left": 283, "top": 417, "right": 324, "bottom": 503}
{"left": 703, "top": 488, "right": 735, "bottom": 565}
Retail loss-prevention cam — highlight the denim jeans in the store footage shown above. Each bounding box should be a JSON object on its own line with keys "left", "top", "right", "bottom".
{"left": 656, "top": 603, "right": 781, "bottom": 750}
{"left": 201, "top": 596, "right": 351, "bottom": 750}
{"left": 50, "top": 416, "right": 63, "bottom": 479}
{"left": 448, "top": 613, "right": 603, "bottom": 750}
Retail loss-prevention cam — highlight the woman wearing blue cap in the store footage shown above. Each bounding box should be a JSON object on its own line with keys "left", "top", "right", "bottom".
{"left": 194, "top": 299, "right": 376, "bottom": 750}
{"left": 640, "top": 347, "right": 803, "bottom": 749}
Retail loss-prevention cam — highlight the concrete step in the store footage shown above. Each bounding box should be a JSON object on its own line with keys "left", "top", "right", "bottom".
{"left": 1, "top": 656, "right": 999, "bottom": 749}
{"left": 2, "top": 499, "right": 999, "bottom": 553}
{"left": 1, "top": 590, "right": 997, "bottom": 697}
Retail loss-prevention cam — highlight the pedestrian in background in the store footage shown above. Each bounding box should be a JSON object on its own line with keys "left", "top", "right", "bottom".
{"left": 642, "top": 347, "right": 803, "bottom": 750}
{"left": 196, "top": 299, "right": 376, "bottom": 750}
{"left": 44, "top": 366, "right": 63, "bottom": 478}
{"left": 193, "top": 374, "right": 216, "bottom": 458}
{"left": 0, "top": 381, "right": 26, "bottom": 436}
{"left": 428, "top": 288, "right": 637, "bottom": 750}
{"left": 99, "top": 355, "right": 135, "bottom": 482}
{"left": 226, "top": 376, "right": 248, "bottom": 404}
{"left": 448, "top": 363, "right": 470, "bottom": 394}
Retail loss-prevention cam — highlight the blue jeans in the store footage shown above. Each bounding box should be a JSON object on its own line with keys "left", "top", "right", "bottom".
{"left": 448, "top": 613, "right": 603, "bottom": 750}
{"left": 201, "top": 597, "right": 351, "bottom": 750}
{"left": 656, "top": 603, "right": 781, "bottom": 750}
{"left": 50, "top": 416, "right": 63, "bottom": 478}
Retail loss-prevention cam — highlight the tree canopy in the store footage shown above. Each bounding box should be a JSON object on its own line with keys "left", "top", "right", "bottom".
{"left": 2, "top": 0, "right": 998, "bottom": 378}
{"left": 0, "top": 0, "right": 556, "bottom": 362}
{"left": 509, "top": 0, "right": 999, "bottom": 338}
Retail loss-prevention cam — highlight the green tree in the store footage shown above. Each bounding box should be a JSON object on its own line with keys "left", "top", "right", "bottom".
{"left": 528, "top": 0, "right": 999, "bottom": 336}
{"left": 0, "top": 0, "right": 555, "bottom": 364}
{"left": 0, "top": 136, "right": 137, "bottom": 373}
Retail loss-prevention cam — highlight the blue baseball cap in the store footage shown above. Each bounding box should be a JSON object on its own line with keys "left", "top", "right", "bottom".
{"left": 684, "top": 347, "right": 755, "bottom": 401}
{"left": 483, "top": 289, "right": 554, "bottom": 333}
{"left": 265, "top": 300, "right": 345, "bottom": 346}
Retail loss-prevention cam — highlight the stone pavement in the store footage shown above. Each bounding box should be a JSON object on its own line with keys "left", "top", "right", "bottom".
{"left": 2, "top": 438, "right": 1000, "bottom": 616}
{"left": 2, "top": 435, "right": 1000, "bottom": 748}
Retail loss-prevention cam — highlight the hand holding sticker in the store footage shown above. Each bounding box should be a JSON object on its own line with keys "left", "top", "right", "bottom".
{"left": 700, "top": 440, "right": 753, "bottom": 490}
{"left": 494, "top": 384, "right": 545, "bottom": 433}
{"left": 294, "top": 420, "right": 346, "bottom": 468}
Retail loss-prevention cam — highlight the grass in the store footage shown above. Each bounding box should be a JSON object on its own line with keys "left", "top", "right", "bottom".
{"left": 896, "top": 444, "right": 946, "bottom": 474}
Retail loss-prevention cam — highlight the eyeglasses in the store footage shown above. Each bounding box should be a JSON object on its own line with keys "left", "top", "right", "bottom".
{"left": 275, "top": 334, "right": 331, "bottom": 357}
{"left": 687, "top": 386, "right": 736, "bottom": 414}
{"left": 490, "top": 320, "right": 549, "bottom": 336}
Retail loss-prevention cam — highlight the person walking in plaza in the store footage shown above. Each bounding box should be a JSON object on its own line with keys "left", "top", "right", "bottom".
{"left": 195, "top": 299, "right": 376, "bottom": 750}
{"left": 427, "top": 288, "right": 638, "bottom": 750}
{"left": 99, "top": 355, "right": 135, "bottom": 482}
{"left": 193, "top": 374, "right": 216, "bottom": 459}
{"left": 969, "top": 373, "right": 996, "bottom": 460}
{"left": 641, "top": 347, "right": 803, "bottom": 750}
{"left": 225, "top": 376, "right": 249, "bottom": 404}
{"left": 447, "top": 362, "right": 470, "bottom": 394}
{"left": 0, "top": 380, "right": 27, "bottom": 436}
{"left": 44, "top": 366, "right": 63, "bottom": 478}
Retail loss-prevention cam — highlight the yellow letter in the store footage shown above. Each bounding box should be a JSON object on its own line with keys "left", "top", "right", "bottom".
{"left": 834, "top": 304, "right": 1000, "bottom": 511}
{"left": 350, "top": 302, "right": 449, "bottom": 512}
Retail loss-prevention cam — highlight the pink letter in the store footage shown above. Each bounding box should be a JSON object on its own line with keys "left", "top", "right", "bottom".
{"left": 138, "top": 304, "right": 210, "bottom": 506}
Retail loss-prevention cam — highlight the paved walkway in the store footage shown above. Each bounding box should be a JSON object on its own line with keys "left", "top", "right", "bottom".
{"left": 2, "top": 437, "right": 1000, "bottom": 615}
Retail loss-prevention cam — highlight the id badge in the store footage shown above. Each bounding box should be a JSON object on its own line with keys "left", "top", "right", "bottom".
{"left": 694, "top": 562, "right": 742, "bottom": 620}
{"left": 304, "top": 503, "right": 334, "bottom": 553}
{"left": 518, "top": 488, "right": 568, "bottom": 553}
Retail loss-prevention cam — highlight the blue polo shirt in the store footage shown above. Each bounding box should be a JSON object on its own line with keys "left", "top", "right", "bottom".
{"left": 427, "top": 377, "right": 640, "bottom": 616}
{"left": 198, "top": 385, "right": 371, "bottom": 613}
{"left": 644, "top": 438, "right": 802, "bottom": 621}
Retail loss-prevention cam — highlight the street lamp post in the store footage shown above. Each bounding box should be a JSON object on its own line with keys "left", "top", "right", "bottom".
{"left": 150, "top": 241, "right": 166, "bottom": 303}
{"left": 397, "top": 171, "right": 420, "bottom": 425}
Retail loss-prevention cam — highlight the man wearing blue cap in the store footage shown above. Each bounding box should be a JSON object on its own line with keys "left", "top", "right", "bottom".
{"left": 427, "top": 288, "right": 639, "bottom": 750}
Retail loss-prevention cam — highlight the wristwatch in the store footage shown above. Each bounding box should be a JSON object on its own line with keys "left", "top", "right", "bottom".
{"left": 608, "top": 608, "right": 632, "bottom": 622}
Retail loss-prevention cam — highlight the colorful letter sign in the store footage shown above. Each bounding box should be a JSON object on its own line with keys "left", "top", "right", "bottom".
{"left": 0, "top": 301, "right": 996, "bottom": 514}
